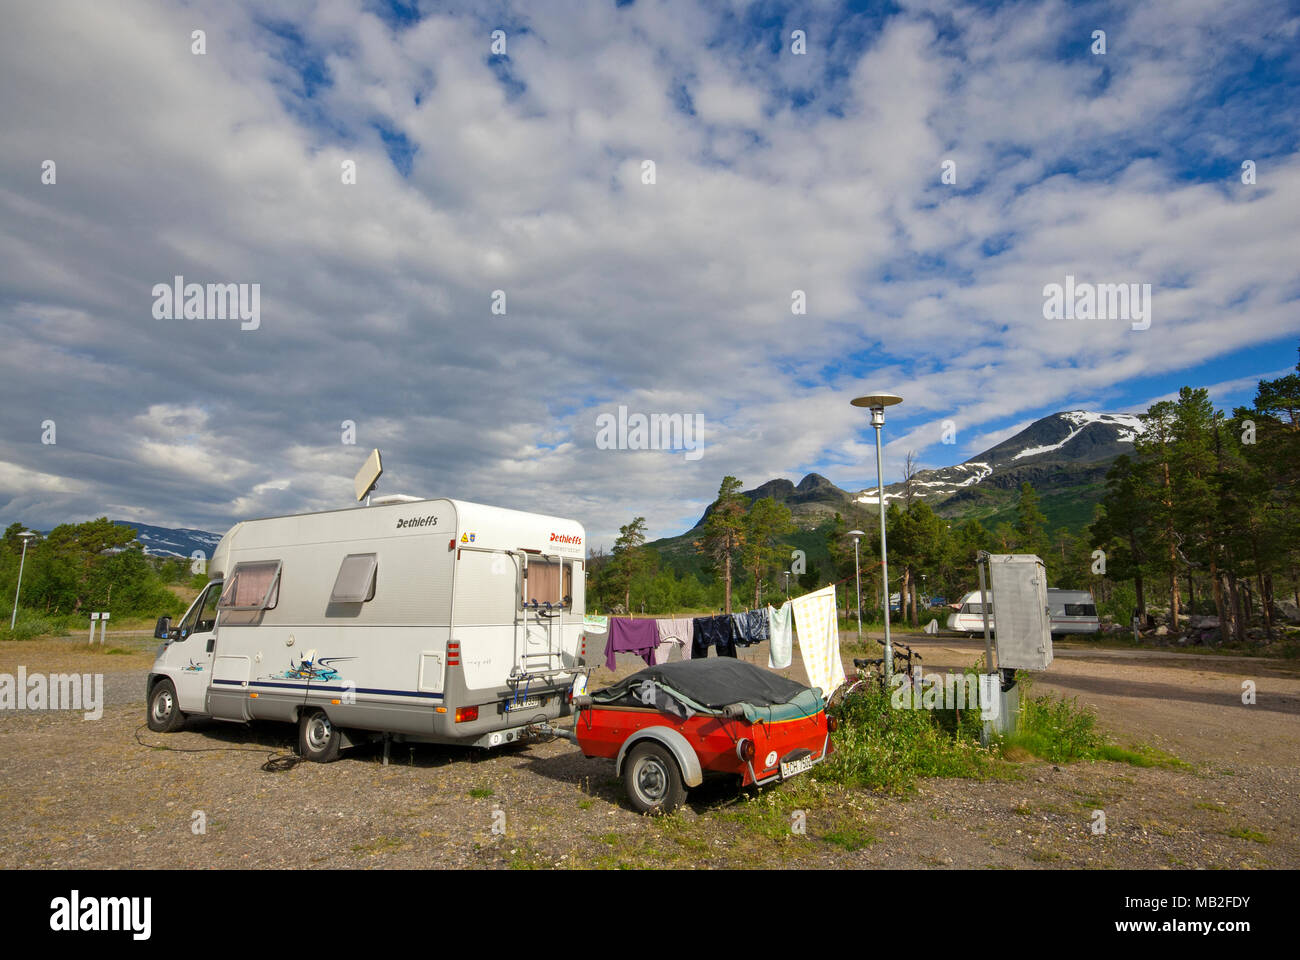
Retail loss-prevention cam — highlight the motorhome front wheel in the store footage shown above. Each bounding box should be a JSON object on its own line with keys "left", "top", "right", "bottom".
{"left": 146, "top": 679, "right": 185, "bottom": 733}
{"left": 298, "top": 708, "right": 342, "bottom": 763}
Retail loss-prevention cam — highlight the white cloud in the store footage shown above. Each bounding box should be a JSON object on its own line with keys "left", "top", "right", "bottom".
{"left": 0, "top": 0, "right": 1296, "bottom": 549}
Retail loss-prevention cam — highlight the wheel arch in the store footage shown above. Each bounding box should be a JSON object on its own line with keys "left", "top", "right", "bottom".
{"left": 615, "top": 726, "right": 703, "bottom": 787}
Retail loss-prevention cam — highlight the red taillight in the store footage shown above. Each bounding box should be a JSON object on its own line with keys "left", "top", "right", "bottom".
{"left": 736, "top": 738, "right": 755, "bottom": 762}
{"left": 455, "top": 705, "right": 478, "bottom": 723}
{"left": 447, "top": 641, "right": 460, "bottom": 666}
{"left": 827, "top": 714, "right": 839, "bottom": 733}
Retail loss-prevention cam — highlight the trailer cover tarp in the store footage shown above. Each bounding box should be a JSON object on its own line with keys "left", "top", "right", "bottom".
{"left": 591, "top": 659, "right": 823, "bottom": 723}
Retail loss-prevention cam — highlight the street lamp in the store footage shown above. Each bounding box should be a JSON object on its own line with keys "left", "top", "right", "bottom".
{"left": 847, "top": 529, "right": 865, "bottom": 643}
{"left": 783, "top": 570, "right": 791, "bottom": 599}
{"left": 10, "top": 530, "right": 37, "bottom": 630}
{"left": 851, "top": 391, "right": 903, "bottom": 680}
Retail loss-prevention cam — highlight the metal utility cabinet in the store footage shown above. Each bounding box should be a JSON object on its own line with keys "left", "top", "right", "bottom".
{"left": 976, "top": 553, "right": 1054, "bottom": 738}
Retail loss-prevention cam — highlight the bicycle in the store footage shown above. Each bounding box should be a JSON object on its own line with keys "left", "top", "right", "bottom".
{"left": 827, "top": 641, "right": 923, "bottom": 711}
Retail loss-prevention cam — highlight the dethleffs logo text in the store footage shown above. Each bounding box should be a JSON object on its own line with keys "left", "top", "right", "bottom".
{"left": 550, "top": 532, "right": 582, "bottom": 545}
{"left": 396, "top": 515, "right": 438, "bottom": 529}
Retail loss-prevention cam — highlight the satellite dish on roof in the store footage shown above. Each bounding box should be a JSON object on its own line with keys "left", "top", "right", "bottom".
{"left": 354, "top": 449, "right": 383, "bottom": 503}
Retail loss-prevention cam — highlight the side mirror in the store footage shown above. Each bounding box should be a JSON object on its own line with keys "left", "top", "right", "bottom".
{"left": 154, "top": 616, "right": 172, "bottom": 641}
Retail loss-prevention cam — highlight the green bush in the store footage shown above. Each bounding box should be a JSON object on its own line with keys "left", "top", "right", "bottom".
{"left": 1011, "top": 691, "right": 1106, "bottom": 763}
{"left": 0, "top": 611, "right": 73, "bottom": 641}
{"left": 823, "top": 680, "right": 998, "bottom": 794}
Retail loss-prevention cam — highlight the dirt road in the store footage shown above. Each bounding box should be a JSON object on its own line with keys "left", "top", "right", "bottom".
{"left": 1, "top": 634, "right": 1295, "bottom": 868}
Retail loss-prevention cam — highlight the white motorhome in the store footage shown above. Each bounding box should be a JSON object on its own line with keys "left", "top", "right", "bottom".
{"left": 146, "top": 497, "right": 586, "bottom": 761}
{"left": 946, "top": 588, "right": 1099, "bottom": 636}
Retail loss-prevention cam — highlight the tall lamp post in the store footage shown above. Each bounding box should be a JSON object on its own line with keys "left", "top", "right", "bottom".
{"left": 847, "top": 529, "right": 865, "bottom": 643}
{"left": 851, "top": 392, "right": 903, "bottom": 680}
{"left": 782, "top": 570, "right": 791, "bottom": 599}
{"left": 10, "top": 530, "right": 36, "bottom": 630}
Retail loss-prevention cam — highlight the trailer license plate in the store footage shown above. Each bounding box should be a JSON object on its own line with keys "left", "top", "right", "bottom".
{"left": 780, "top": 756, "right": 814, "bottom": 779}
{"left": 508, "top": 697, "right": 541, "bottom": 711}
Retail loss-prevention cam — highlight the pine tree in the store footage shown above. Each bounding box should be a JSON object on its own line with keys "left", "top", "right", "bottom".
{"left": 1136, "top": 400, "right": 1182, "bottom": 630}
{"left": 743, "top": 497, "right": 794, "bottom": 608}
{"left": 1015, "top": 482, "right": 1048, "bottom": 557}
{"left": 695, "top": 476, "right": 748, "bottom": 614}
{"left": 1090, "top": 454, "right": 1153, "bottom": 617}
{"left": 610, "top": 517, "right": 650, "bottom": 614}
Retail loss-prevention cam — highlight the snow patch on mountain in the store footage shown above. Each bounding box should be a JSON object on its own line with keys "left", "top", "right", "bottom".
{"left": 851, "top": 411, "right": 1146, "bottom": 506}
{"left": 1010, "top": 412, "right": 1145, "bottom": 461}
{"left": 111, "top": 521, "right": 224, "bottom": 559}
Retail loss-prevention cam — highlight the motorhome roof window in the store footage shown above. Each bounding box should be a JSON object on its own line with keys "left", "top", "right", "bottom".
{"left": 219, "top": 560, "right": 282, "bottom": 610}
{"left": 331, "top": 553, "right": 378, "bottom": 603}
{"left": 522, "top": 558, "right": 572, "bottom": 608}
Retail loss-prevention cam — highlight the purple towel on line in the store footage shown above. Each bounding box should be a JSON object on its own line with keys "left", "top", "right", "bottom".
{"left": 605, "top": 617, "right": 660, "bottom": 670}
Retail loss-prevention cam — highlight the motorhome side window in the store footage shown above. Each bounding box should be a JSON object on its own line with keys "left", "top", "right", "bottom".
{"left": 194, "top": 581, "right": 222, "bottom": 632}
{"left": 1064, "top": 602, "right": 1097, "bottom": 616}
{"left": 521, "top": 558, "right": 572, "bottom": 608}
{"left": 218, "top": 560, "right": 282, "bottom": 610}
{"left": 331, "top": 553, "right": 377, "bottom": 604}
{"left": 179, "top": 581, "right": 222, "bottom": 637}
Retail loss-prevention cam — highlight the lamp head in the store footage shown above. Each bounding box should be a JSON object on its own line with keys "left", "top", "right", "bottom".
{"left": 851, "top": 392, "right": 902, "bottom": 427}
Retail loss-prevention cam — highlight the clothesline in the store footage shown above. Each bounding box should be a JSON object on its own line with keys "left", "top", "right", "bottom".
{"left": 597, "top": 586, "right": 846, "bottom": 698}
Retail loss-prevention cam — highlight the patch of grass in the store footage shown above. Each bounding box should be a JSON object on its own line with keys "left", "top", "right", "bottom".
{"left": 1098, "top": 743, "right": 1190, "bottom": 770}
{"left": 1194, "top": 802, "right": 1229, "bottom": 814}
{"left": 1008, "top": 690, "right": 1106, "bottom": 763}
{"left": 1028, "top": 847, "right": 1065, "bottom": 863}
{"left": 1008, "top": 683, "right": 1187, "bottom": 770}
{"left": 350, "top": 836, "right": 405, "bottom": 856}
{"left": 468, "top": 787, "right": 494, "bottom": 799}
{"left": 820, "top": 824, "right": 877, "bottom": 851}
{"left": 507, "top": 843, "right": 547, "bottom": 870}
{"left": 1225, "top": 825, "right": 1269, "bottom": 844}
{"left": 654, "top": 814, "right": 709, "bottom": 855}
{"left": 577, "top": 799, "right": 593, "bottom": 810}
{"left": 715, "top": 793, "right": 795, "bottom": 842}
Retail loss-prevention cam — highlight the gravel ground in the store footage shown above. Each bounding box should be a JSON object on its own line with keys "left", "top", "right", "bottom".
{"left": 1, "top": 633, "right": 1296, "bottom": 869}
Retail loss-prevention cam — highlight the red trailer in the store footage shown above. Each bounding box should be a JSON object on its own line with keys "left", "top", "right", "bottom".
{"left": 562, "top": 659, "right": 835, "bottom": 814}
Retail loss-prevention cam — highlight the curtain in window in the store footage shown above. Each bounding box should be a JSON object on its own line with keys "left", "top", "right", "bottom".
{"left": 221, "top": 562, "right": 280, "bottom": 608}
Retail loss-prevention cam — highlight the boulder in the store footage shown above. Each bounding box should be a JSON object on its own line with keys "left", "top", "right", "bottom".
{"left": 1273, "top": 601, "right": 1300, "bottom": 625}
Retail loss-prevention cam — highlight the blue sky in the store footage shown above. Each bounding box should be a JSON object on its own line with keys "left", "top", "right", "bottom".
{"left": 1, "top": 0, "right": 1297, "bottom": 548}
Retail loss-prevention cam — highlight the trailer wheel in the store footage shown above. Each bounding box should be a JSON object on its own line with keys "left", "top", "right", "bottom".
{"left": 623, "top": 742, "right": 686, "bottom": 815}
{"left": 298, "top": 708, "right": 341, "bottom": 763}
{"left": 147, "top": 679, "right": 185, "bottom": 732}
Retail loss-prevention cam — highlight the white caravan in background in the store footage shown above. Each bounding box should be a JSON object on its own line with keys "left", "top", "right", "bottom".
{"left": 146, "top": 496, "right": 587, "bottom": 761}
{"left": 946, "top": 588, "right": 1100, "bottom": 636}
